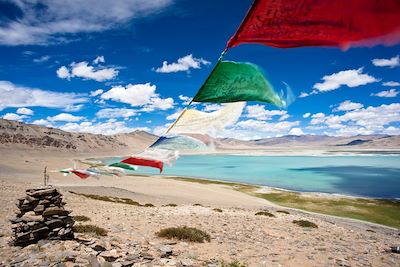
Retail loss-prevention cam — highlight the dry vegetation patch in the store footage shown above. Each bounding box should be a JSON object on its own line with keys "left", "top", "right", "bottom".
{"left": 293, "top": 220, "right": 318, "bottom": 228}
{"left": 69, "top": 191, "right": 154, "bottom": 207}
{"left": 73, "top": 224, "right": 108, "bottom": 236}
{"left": 156, "top": 226, "right": 211, "bottom": 243}
{"left": 255, "top": 211, "right": 275, "bottom": 217}
{"left": 73, "top": 215, "right": 91, "bottom": 222}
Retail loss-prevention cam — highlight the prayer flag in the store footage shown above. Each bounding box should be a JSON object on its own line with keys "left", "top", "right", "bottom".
{"left": 151, "top": 135, "right": 208, "bottom": 151}
{"left": 109, "top": 162, "right": 138, "bottom": 171}
{"left": 71, "top": 170, "right": 91, "bottom": 179}
{"left": 193, "top": 61, "right": 286, "bottom": 107}
{"left": 168, "top": 102, "right": 245, "bottom": 135}
{"left": 121, "top": 157, "right": 164, "bottom": 173}
{"left": 227, "top": 0, "right": 400, "bottom": 49}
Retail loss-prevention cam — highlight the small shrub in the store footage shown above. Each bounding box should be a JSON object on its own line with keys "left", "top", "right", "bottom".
{"left": 221, "top": 260, "right": 247, "bottom": 267}
{"left": 69, "top": 191, "right": 152, "bottom": 207}
{"left": 73, "top": 215, "right": 91, "bottom": 222}
{"left": 73, "top": 224, "right": 108, "bottom": 236}
{"left": 156, "top": 226, "right": 210, "bottom": 243}
{"left": 255, "top": 211, "right": 275, "bottom": 217}
{"left": 213, "top": 208, "right": 223, "bottom": 213}
{"left": 163, "top": 203, "right": 178, "bottom": 207}
{"left": 276, "top": 210, "right": 290, "bottom": 214}
{"left": 193, "top": 203, "right": 203, "bottom": 207}
{"left": 121, "top": 198, "right": 141, "bottom": 206}
{"left": 292, "top": 220, "right": 318, "bottom": 228}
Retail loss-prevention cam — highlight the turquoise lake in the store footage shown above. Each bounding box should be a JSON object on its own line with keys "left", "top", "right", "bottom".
{"left": 105, "top": 155, "right": 400, "bottom": 198}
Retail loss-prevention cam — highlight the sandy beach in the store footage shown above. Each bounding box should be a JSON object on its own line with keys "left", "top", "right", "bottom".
{"left": 0, "top": 150, "right": 399, "bottom": 266}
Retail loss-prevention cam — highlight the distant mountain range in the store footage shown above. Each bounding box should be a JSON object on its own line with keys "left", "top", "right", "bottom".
{"left": 0, "top": 119, "right": 157, "bottom": 153}
{"left": 1, "top": 119, "right": 399, "bottom": 153}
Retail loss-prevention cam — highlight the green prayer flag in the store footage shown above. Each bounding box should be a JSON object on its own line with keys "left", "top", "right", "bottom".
{"left": 193, "top": 60, "right": 286, "bottom": 107}
{"left": 109, "top": 162, "right": 137, "bottom": 171}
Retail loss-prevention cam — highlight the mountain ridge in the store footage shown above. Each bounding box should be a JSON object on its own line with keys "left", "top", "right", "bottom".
{"left": 1, "top": 119, "right": 399, "bottom": 153}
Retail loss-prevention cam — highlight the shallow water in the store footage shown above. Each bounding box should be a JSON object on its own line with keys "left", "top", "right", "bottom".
{"left": 105, "top": 155, "right": 400, "bottom": 198}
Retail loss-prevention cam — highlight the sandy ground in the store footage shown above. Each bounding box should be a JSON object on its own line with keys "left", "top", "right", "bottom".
{"left": 0, "top": 150, "right": 399, "bottom": 266}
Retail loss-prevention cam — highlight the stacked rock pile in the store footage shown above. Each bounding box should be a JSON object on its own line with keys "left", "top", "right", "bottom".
{"left": 10, "top": 186, "right": 74, "bottom": 246}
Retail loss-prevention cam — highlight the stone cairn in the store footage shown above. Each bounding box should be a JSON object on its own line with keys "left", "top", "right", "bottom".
{"left": 10, "top": 186, "right": 74, "bottom": 246}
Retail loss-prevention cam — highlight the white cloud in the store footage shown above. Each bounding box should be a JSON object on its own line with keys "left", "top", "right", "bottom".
{"left": 33, "top": 55, "right": 50, "bottom": 63}
{"left": 372, "top": 55, "right": 399, "bottom": 68}
{"left": 383, "top": 81, "right": 400, "bottom": 87}
{"left": 313, "top": 68, "right": 378, "bottom": 92}
{"left": 90, "top": 89, "right": 104, "bottom": 97}
{"left": 371, "top": 89, "right": 399, "bottom": 98}
{"left": 141, "top": 97, "right": 174, "bottom": 112}
{"left": 93, "top": 56, "right": 105, "bottom": 64}
{"left": 289, "top": 127, "right": 305, "bottom": 136}
{"left": 57, "top": 59, "right": 118, "bottom": 82}
{"left": 47, "top": 113, "right": 84, "bottom": 122}
{"left": 333, "top": 100, "right": 363, "bottom": 112}
{"left": 302, "top": 112, "right": 311, "bottom": 118}
{"left": 64, "top": 104, "right": 84, "bottom": 112}
{"left": 56, "top": 66, "right": 71, "bottom": 80}
{"left": 2, "top": 113, "right": 26, "bottom": 121}
{"left": 179, "top": 95, "right": 192, "bottom": 105}
{"left": 0, "top": 0, "right": 173, "bottom": 45}
{"left": 236, "top": 119, "right": 300, "bottom": 134}
{"left": 0, "top": 80, "right": 88, "bottom": 111}
{"left": 245, "top": 104, "right": 288, "bottom": 121}
{"left": 16, "top": 107, "right": 34, "bottom": 115}
{"left": 308, "top": 103, "right": 400, "bottom": 136}
{"left": 59, "top": 120, "right": 149, "bottom": 135}
{"left": 96, "top": 108, "right": 138, "bottom": 118}
{"left": 310, "top": 113, "right": 326, "bottom": 125}
{"left": 100, "top": 83, "right": 174, "bottom": 111}
{"left": 32, "top": 119, "right": 52, "bottom": 127}
{"left": 298, "top": 92, "right": 309, "bottom": 98}
{"left": 154, "top": 54, "right": 210, "bottom": 73}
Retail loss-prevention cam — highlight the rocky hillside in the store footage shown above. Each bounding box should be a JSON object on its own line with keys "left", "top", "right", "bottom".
{"left": 1, "top": 119, "right": 399, "bottom": 153}
{"left": 216, "top": 134, "right": 400, "bottom": 150}
{"left": 0, "top": 119, "right": 157, "bottom": 153}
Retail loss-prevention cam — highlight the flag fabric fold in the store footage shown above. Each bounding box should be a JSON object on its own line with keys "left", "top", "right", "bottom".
{"left": 70, "top": 170, "right": 92, "bottom": 179}
{"left": 168, "top": 102, "right": 245, "bottom": 135}
{"left": 193, "top": 60, "right": 286, "bottom": 107}
{"left": 137, "top": 148, "right": 179, "bottom": 167}
{"left": 150, "top": 135, "right": 208, "bottom": 151}
{"left": 109, "top": 162, "right": 138, "bottom": 171}
{"left": 227, "top": 0, "right": 400, "bottom": 49}
{"left": 121, "top": 156, "right": 164, "bottom": 173}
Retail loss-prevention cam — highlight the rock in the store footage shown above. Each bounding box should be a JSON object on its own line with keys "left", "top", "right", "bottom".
{"left": 100, "top": 250, "right": 120, "bottom": 262}
{"left": 89, "top": 254, "right": 101, "bottom": 267}
{"left": 125, "top": 253, "right": 140, "bottom": 261}
{"left": 121, "top": 260, "right": 136, "bottom": 267}
{"left": 180, "top": 258, "right": 193, "bottom": 266}
{"left": 42, "top": 207, "right": 69, "bottom": 216}
{"left": 45, "top": 219, "right": 64, "bottom": 229}
{"left": 11, "top": 186, "right": 74, "bottom": 246}
{"left": 140, "top": 252, "right": 154, "bottom": 260}
{"left": 91, "top": 240, "right": 107, "bottom": 252}
{"left": 39, "top": 199, "right": 50, "bottom": 206}
{"left": 158, "top": 245, "right": 173, "bottom": 257}
{"left": 21, "top": 213, "right": 43, "bottom": 222}
{"left": 28, "top": 187, "right": 57, "bottom": 197}
{"left": 10, "top": 255, "right": 30, "bottom": 265}
{"left": 34, "top": 205, "right": 45, "bottom": 214}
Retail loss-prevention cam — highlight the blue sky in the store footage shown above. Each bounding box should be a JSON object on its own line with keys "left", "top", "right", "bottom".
{"left": 0, "top": 0, "right": 399, "bottom": 139}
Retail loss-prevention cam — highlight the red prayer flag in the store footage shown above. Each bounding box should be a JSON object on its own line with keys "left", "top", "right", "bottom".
{"left": 227, "top": 0, "right": 400, "bottom": 49}
{"left": 71, "top": 170, "right": 90, "bottom": 179}
{"left": 121, "top": 157, "right": 164, "bottom": 173}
